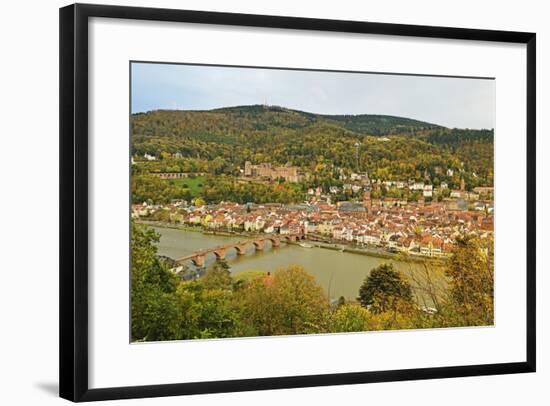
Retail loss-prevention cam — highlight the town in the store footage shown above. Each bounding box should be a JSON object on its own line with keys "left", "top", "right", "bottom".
{"left": 133, "top": 165, "right": 494, "bottom": 260}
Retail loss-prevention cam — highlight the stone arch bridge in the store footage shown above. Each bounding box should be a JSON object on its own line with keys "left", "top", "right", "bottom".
{"left": 175, "top": 233, "right": 304, "bottom": 268}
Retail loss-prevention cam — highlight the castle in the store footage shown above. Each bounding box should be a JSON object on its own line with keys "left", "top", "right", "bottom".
{"left": 244, "top": 161, "right": 303, "bottom": 183}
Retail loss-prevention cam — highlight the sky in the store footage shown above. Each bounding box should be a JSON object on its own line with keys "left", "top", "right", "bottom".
{"left": 131, "top": 62, "right": 495, "bottom": 129}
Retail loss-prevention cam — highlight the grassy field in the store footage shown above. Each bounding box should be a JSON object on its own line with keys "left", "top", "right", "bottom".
{"left": 170, "top": 176, "right": 205, "bottom": 196}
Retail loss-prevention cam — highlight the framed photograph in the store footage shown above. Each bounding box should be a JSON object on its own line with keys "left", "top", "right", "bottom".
{"left": 59, "top": 3, "right": 536, "bottom": 402}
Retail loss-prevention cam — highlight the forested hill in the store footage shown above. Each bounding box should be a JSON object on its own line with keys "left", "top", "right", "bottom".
{"left": 131, "top": 105, "right": 494, "bottom": 188}
{"left": 133, "top": 105, "right": 441, "bottom": 137}
{"left": 213, "top": 105, "right": 443, "bottom": 135}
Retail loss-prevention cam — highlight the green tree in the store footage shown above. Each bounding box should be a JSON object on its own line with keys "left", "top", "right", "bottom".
{"left": 330, "top": 304, "right": 370, "bottom": 333}
{"left": 176, "top": 281, "right": 242, "bottom": 339}
{"left": 358, "top": 263, "right": 413, "bottom": 314}
{"left": 131, "top": 222, "right": 180, "bottom": 341}
{"left": 202, "top": 260, "right": 233, "bottom": 290}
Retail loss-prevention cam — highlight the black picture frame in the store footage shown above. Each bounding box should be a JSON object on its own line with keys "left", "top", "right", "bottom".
{"left": 59, "top": 3, "right": 536, "bottom": 402}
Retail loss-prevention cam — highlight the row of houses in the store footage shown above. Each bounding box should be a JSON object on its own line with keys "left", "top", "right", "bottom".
{"left": 133, "top": 199, "right": 493, "bottom": 258}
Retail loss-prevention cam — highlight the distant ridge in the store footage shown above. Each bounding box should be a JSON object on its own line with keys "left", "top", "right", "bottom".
{"left": 135, "top": 104, "right": 443, "bottom": 136}
{"left": 213, "top": 104, "right": 441, "bottom": 126}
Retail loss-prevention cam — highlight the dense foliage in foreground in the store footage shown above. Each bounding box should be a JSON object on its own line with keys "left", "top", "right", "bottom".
{"left": 131, "top": 223, "right": 493, "bottom": 341}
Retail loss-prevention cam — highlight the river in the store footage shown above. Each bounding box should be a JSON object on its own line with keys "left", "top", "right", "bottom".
{"left": 150, "top": 225, "right": 438, "bottom": 302}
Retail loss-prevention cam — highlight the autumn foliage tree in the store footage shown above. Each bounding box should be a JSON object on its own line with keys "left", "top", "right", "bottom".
{"left": 444, "top": 235, "right": 494, "bottom": 326}
{"left": 235, "top": 266, "right": 330, "bottom": 336}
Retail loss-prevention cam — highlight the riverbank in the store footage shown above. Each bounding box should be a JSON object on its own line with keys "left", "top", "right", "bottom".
{"left": 288, "top": 240, "right": 446, "bottom": 264}
{"left": 137, "top": 220, "right": 259, "bottom": 238}
{"left": 137, "top": 220, "right": 446, "bottom": 264}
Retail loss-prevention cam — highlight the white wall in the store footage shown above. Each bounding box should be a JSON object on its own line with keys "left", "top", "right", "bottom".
{"left": 0, "top": 0, "right": 546, "bottom": 404}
